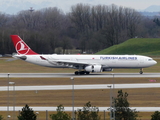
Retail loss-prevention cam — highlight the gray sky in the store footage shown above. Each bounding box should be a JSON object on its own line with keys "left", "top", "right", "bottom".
{"left": 18, "top": 0, "right": 160, "bottom": 9}
{"left": 1, "top": 0, "right": 160, "bottom": 14}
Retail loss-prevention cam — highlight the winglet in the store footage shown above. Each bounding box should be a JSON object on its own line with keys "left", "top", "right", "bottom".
{"left": 10, "top": 35, "right": 38, "bottom": 55}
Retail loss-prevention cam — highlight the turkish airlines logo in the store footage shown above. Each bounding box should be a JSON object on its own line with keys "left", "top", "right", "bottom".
{"left": 16, "top": 41, "right": 29, "bottom": 55}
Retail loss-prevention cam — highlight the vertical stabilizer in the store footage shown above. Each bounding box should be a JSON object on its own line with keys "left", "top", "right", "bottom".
{"left": 10, "top": 35, "right": 38, "bottom": 55}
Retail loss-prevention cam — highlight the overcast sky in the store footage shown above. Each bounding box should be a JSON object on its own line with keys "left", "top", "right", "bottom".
{"left": 1, "top": 0, "right": 160, "bottom": 14}
{"left": 18, "top": 0, "right": 160, "bottom": 9}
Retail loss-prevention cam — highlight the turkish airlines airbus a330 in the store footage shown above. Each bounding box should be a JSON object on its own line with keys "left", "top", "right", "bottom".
{"left": 10, "top": 35, "right": 157, "bottom": 75}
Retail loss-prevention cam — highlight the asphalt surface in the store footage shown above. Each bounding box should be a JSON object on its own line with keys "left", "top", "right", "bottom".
{"left": 0, "top": 72, "right": 160, "bottom": 78}
{"left": 0, "top": 83, "right": 160, "bottom": 91}
{"left": 1, "top": 106, "right": 160, "bottom": 112}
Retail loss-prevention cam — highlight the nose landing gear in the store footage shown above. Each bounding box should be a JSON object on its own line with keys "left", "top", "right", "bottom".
{"left": 139, "top": 68, "right": 143, "bottom": 74}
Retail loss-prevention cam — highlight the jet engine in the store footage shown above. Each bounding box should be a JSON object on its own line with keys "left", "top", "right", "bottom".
{"left": 85, "top": 65, "right": 102, "bottom": 72}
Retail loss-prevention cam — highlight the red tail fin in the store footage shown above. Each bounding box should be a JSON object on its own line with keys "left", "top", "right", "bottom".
{"left": 10, "top": 35, "right": 38, "bottom": 55}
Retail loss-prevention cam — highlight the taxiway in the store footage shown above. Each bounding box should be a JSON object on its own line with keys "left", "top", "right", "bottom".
{"left": 0, "top": 83, "right": 160, "bottom": 91}
{"left": 0, "top": 73, "right": 160, "bottom": 78}
{"left": 0, "top": 106, "right": 160, "bottom": 112}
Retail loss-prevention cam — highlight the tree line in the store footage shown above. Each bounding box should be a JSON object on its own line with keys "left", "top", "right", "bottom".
{"left": 0, "top": 3, "right": 160, "bottom": 55}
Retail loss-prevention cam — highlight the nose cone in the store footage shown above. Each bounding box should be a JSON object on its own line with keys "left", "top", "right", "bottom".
{"left": 146, "top": 58, "right": 157, "bottom": 67}
{"left": 153, "top": 60, "right": 157, "bottom": 65}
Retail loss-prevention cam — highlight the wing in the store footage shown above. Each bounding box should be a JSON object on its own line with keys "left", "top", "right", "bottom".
{"left": 40, "top": 56, "right": 90, "bottom": 67}
{"left": 51, "top": 59, "right": 89, "bottom": 65}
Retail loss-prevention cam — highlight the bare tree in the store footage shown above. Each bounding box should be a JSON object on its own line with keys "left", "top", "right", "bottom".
{"left": 102, "top": 4, "right": 141, "bottom": 47}
{"left": 0, "top": 4, "right": 158, "bottom": 54}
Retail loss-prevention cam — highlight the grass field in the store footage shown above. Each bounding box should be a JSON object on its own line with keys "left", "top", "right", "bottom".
{"left": 0, "top": 111, "right": 154, "bottom": 120}
{"left": 96, "top": 38, "right": 160, "bottom": 55}
{"left": 0, "top": 57, "right": 160, "bottom": 120}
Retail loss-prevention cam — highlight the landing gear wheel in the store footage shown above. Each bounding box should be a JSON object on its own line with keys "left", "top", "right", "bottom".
{"left": 80, "top": 71, "right": 85, "bottom": 75}
{"left": 86, "top": 72, "right": 90, "bottom": 75}
{"left": 74, "top": 71, "right": 84, "bottom": 75}
{"left": 74, "top": 71, "right": 90, "bottom": 75}
{"left": 139, "top": 68, "right": 143, "bottom": 74}
{"left": 140, "top": 71, "right": 143, "bottom": 74}
{"left": 75, "top": 71, "right": 79, "bottom": 75}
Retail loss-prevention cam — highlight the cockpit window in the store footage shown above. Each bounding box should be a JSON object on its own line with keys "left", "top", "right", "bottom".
{"left": 148, "top": 59, "right": 153, "bottom": 61}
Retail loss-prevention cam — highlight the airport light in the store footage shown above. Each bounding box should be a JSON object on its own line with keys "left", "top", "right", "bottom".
{"left": 108, "top": 73, "right": 115, "bottom": 120}
{"left": 112, "top": 73, "right": 115, "bottom": 120}
{"left": 9, "top": 82, "right": 15, "bottom": 120}
{"left": 107, "top": 85, "right": 112, "bottom": 120}
{"left": 36, "top": 112, "right": 39, "bottom": 120}
{"left": 70, "top": 77, "right": 75, "bottom": 120}
{"left": 7, "top": 115, "right": 11, "bottom": 119}
{"left": 7, "top": 73, "right": 10, "bottom": 120}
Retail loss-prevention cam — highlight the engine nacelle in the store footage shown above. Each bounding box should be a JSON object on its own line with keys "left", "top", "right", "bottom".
{"left": 85, "top": 65, "right": 102, "bottom": 72}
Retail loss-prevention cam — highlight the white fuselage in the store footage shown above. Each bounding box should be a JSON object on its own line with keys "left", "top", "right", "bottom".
{"left": 10, "top": 35, "right": 157, "bottom": 74}
{"left": 15, "top": 54, "right": 157, "bottom": 69}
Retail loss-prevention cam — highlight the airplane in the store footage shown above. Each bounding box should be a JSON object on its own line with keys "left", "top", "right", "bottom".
{"left": 10, "top": 35, "right": 157, "bottom": 75}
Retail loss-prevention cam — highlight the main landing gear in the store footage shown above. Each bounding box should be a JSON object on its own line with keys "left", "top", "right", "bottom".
{"left": 74, "top": 71, "right": 90, "bottom": 75}
{"left": 139, "top": 68, "right": 143, "bottom": 74}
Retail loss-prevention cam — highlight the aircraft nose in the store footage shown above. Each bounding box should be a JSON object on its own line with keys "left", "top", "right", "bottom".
{"left": 153, "top": 60, "right": 157, "bottom": 65}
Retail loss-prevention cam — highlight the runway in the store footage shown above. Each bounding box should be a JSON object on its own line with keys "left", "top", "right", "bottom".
{"left": 0, "top": 83, "right": 160, "bottom": 91}
{"left": 1, "top": 106, "right": 160, "bottom": 112}
{"left": 0, "top": 72, "right": 160, "bottom": 78}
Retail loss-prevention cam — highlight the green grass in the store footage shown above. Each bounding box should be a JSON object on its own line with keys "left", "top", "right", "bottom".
{"left": 96, "top": 38, "right": 160, "bottom": 55}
